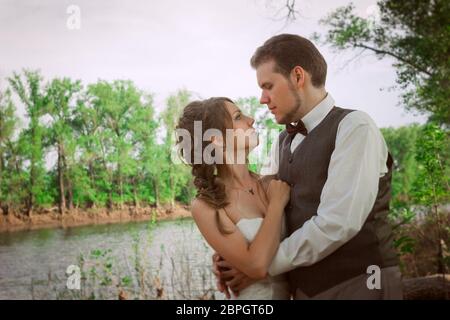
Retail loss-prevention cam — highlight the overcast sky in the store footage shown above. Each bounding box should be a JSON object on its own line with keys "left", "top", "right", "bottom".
{"left": 0, "top": 0, "right": 426, "bottom": 128}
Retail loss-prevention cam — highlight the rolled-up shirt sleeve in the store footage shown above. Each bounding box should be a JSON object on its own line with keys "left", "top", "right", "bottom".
{"left": 268, "top": 111, "right": 388, "bottom": 276}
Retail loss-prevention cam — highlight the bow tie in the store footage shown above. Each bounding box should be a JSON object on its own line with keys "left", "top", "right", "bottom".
{"left": 286, "top": 120, "right": 308, "bottom": 136}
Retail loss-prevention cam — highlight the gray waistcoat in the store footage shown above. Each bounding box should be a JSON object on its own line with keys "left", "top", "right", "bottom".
{"left": 278, "top": 106, "right": 398, "bottom": 297}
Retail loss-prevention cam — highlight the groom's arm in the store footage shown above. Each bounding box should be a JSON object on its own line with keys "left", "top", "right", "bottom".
{"left": 268, "top": 111, "right": 389, "bottom": 276}
{"left": 213, "top": 257, "right": 260, "bottom": 296}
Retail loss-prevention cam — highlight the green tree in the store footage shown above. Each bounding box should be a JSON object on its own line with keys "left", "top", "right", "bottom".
{"left": 161, "top": 89, "right": 192, "bottom": 210}
{"left": 412, "top": 124, "right": 449, "bottom": 275}
{"left": 317, "top": 0, "right": 450, "bottom": 125}
{"left": 129, "top": 92, "right": 159, "bottom": 207}
{"left": 8, "top": 70, "right": 48, "bottom": 215}
{"left": 1, "top": 135, "right": 28, "bottom": 214}
{"left": 72, "top": 91, "right": 109, "bottom": 208}
{"left": 87, "top": 80, "right": 152, "bottom": 209}
{"left": 0, "top": 88, "right": 19, "bottom": 214}
{"left": 381, "top": 124, "right": 421, "bottom": 209}
{"left": 45, "top": 78, "right": 82, "bottom": 213}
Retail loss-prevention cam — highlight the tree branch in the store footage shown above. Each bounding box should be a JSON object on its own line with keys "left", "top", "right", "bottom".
{"left": 354, "top": 43, "right": 432, "bottom": 77}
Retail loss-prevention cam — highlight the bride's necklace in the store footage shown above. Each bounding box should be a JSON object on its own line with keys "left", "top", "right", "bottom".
{"left": 239, "top": 187, "right": 255, "bottom": 195}
{"left": 228, "top": 180, "right": 258, "bottom": 196}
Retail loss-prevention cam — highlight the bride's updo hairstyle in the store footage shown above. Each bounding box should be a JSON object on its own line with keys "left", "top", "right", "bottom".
{"left": 175, "top": 97, "right": 234, "bottom": 234}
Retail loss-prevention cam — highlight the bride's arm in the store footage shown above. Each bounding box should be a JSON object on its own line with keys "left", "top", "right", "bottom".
{"left": 192, "top": 180, "right": 289, "bottom": 280}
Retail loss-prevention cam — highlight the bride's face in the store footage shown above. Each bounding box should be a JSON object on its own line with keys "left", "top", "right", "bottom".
{"left": 223, "top": 101, "right": 259, "bottom": 155}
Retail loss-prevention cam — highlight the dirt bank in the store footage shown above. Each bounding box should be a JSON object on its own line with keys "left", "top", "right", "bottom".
{"left": 0, "top": 204, "right": 192, "bottom": 233}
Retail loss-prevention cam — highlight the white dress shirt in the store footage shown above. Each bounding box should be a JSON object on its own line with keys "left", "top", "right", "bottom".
{"left": 262, "top": 93, "right": 389, "bottom": 276}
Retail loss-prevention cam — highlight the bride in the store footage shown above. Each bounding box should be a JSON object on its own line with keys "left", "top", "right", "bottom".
{"left": 176, "top": 97, "right": 291, "bottom": 300}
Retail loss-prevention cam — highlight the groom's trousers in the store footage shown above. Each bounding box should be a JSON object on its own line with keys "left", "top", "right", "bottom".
{"left": 294, "top": 266, "right": 403, "bottom": 300}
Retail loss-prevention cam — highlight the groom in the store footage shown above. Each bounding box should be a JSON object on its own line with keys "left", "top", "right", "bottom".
{"left": 213, "top": 34, "right": 403, "bottom": 299}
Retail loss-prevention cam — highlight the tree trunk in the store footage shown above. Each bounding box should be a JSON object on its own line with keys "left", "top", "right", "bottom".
{"left": 87, "top": 161, "right": 96, "bottom": 208}
{"left": 1, "top": 204, "right": 9, "bottom": 216}
{"left": 170, "top": 182, "right": 175, "bottom": 211}
{"left": 11, "top": 154, "right": 20, "bottom": 217}
{"left": 66, "top": 182, "right": 73, "bottom": 210}
{"left": 119, "top": 177, "right": 124, "bottom": 210}
{"left": 169, "top": 171, "right": 174, "bottom": 211}
{"left": 104, "top": 169, "right": 113, "bottom": 211}
{"left": 152, "top": 177, "right": 159, "bottom": 207}
{"left": 62, "top": 154, "right": 73, "bottom": 210}
{"left": 133, "top": 177, "right": 139, "bottom": 209}
{"left": 101, "top": 159, "right": 112, "bottom": 211}
{"left": 118, "top": 162, "right": 123, "bottom": 210}
{"left": 0, "top": 154, "right": 3, "bottom": 213}
{"left": 403, "top": 274, "right": 450, "bottom": 300}
{"left": 26, "top": 193, "right": 33, "bottom": 217}
{"left": 107, "top": 190, "right": 113, "bottom": 211}
{"left": 28, "top": 121, "right": 41, "bottom": 218}
{"left": 27, "top": 165, "right": 35, "bottom": 217}
{"left": 0, "top": 157, "right": 2, "bottom": 215}
{"left": 57, "top": 144, "right": 66, "bottom": 215}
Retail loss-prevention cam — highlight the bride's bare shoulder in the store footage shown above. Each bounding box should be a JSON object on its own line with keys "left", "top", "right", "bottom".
{"left": 190, "top": 198, "right": 236, "bottom": 233}
{"left": 191, "top": 198, "right": 212, "bottom": 218}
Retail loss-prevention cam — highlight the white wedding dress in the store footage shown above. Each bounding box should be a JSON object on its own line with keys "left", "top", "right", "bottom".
{"left": 215, "top": 217, "right": 291, "bottom": 300}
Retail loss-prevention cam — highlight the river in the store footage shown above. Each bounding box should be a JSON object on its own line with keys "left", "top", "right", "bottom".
{"left": 0, "top": 217, "right": 217, "bottom": 300}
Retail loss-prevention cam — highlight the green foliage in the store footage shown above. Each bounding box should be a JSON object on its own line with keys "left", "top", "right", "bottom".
{"left": 0, "top": 88, "right": 19, "bottom": 209}
{"left": 383, "top": 123, "right": 449, "bottom": 274}
{"left": 0, "top": 73, "right": 215, "bottom": 213}
{"left": 318, "top": 0, "right": 450, "bottom": 125}
{"left": 412, "top": 124, "right": 449, "bottom": 206}
{"left": 8, "top": 70, "right": 48, "bottom": 214}
{"left": 318, "top": 0, "right": 450, "bottom": 268}
{"left": 393, "top": 234, "right": 416, "bottom": 255}
{"left": 381, "top": 124, "right": 421, "bottom": 209}
{"left": 161, "top": 89, "right": 192, "bottom": 208}
{"left": 411, "top": 124, "right": 449, "bottom": 274}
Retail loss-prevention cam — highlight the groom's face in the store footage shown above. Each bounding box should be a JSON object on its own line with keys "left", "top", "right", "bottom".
{"left": 256, "top": 60, "right": 301, "bottom": 124}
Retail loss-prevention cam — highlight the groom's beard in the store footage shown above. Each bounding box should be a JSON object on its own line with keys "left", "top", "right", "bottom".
{"left": 279, "top": 84, "right": 302, "bottom": 125}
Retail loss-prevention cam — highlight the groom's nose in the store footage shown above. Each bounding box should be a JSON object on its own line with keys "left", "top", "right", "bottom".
{"left": 260, "top": 91, "right": 270, "bottom": 105}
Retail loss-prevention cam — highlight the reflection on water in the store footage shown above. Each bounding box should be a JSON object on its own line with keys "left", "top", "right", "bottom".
{"left": 0, "top": 218, "right": 216, "bottom": 299}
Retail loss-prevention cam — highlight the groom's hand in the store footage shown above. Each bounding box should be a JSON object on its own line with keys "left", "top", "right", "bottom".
{"left": 216, "top": 259, "right": 258, "bottom": 297}
{"left": 212, "top": 253, "right": 231, "bottom": 299}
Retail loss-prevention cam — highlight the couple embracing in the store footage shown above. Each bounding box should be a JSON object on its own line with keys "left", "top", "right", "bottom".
{"left": 175, "top": 34, "right": 403, "bottom": 300}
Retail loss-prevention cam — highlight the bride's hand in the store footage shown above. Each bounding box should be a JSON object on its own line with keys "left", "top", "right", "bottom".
{"left": 267, "top": 179, "right": 290, "bottom": 208}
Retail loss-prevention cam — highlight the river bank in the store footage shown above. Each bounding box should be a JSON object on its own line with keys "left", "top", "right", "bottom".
{"left": 0, "top": 216, "right": 213, "bottom": 300}
{"left": 0, "top": 204, "right": 192, "bottom": 233}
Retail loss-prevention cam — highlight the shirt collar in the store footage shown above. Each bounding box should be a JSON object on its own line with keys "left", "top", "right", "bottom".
{"left": 299, "top": 93, "right": 335, "bottom": 133}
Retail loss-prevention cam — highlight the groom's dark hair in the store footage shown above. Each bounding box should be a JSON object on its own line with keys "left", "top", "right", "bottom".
{"left": 250, "top": 34, "right": 327, "bottom": 88}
